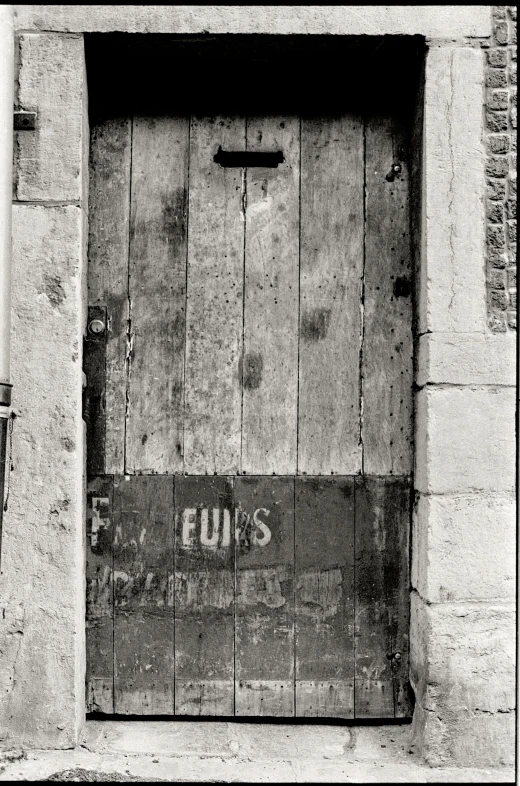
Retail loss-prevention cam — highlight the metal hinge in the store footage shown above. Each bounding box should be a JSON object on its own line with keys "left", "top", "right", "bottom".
{"left": 14, "top": 111, "right": 37, "bottom": 131}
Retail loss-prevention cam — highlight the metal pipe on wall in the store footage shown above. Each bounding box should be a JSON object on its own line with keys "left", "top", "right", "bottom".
{"left": 0, "top": 5, "right": 14, "bottom": 563}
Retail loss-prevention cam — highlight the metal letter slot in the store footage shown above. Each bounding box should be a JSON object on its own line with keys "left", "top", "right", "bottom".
{"left": 214, "top": 147, "right": 284, "bottom": 168}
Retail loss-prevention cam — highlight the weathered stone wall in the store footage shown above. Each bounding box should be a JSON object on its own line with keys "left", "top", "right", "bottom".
{"left": 486, "top": 6, "right": 517, "bottom": 331}
{"left": 0, "top": 32, "right": 88, "bottom": 749}
{"left": 0, "top": 4, "right": 514, "bottom": 769}
{"left": 412, "top": 28, "right": 516, "bottom": 767}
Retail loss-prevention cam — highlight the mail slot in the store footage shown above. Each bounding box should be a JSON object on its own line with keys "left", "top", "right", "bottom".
{"left": 213, "top": 146, "right": 284, "bottom": 167}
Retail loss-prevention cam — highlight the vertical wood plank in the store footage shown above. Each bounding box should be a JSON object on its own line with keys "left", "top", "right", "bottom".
{"left": 174, "top": 476, "right": 235, "bottom": 715}
{"left": 86, "top": 476, "right": 113, "bottom": 713}
{"left": 184, "top": 116, "right": 245, "bottom": 474}
{"left": 126, "top": 115, "right": 189, "bottom": 474}
{"left": 363, "top": 114, "right": 413, "bottom": 475}
{"left": 241, "top": 117, "right": 300, "bottom": 475}
{"left": 234, "top": 477, "right": 295, "bottom": 716}
{"left": 84, "top": 306, "right": 107, "bottom": 478}
{"left": 88, "top": 117, "right": 131, "bottom": 474}
{"left": 113, "top": 475, "right": 175, "bottom": 714}
{"left": 354, "top": 476, "right": 412, "bottom": 718}
{"left": 295, "top": 477, "right": 355, "bottom": 717}
{"left": 298, "top": 115, "right": 364, "bottom": 475}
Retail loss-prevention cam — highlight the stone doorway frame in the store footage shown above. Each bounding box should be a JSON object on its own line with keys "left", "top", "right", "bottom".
{"left": 2, "top": 5, "right": 515, "bottom": 769}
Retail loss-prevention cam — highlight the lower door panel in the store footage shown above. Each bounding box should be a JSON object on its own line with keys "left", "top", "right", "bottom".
{"left": 86, "top": 474, "right": 412, "bottom": 718}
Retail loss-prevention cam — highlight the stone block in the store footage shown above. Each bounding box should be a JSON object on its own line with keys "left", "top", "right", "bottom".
{"left": 487, "top": 223, "right": 506, "bottom": 252}
{"left": 486, "top": 110, "right": 508, "bottom": 132}
{"left": 485, "top": 156, "right": 509, "bottom": 177}
{"left": 488, "top": 134, "right": 510, "bottom": 154}
{"left": 410, "top": 595, "right": 515, "bottom": 766}
{"left": 415, "top": 387, "right": 515, "bottom": 493}
{"left": 412, "top": 493, "right": 516, "bottom": 602}
{"left": 488, "top": 249, "right": 508, "bottom": 268}
{"left": 486, "top": 200, "right": 504, "bottom": 222}
{"left": 488, "top": 89, "right": 509, "bottom": 110}
{"left": 15, "top": 34, "right": 87, "bottom": 202}
{"left": 494, "top": 21, "right": 509, "bottom": 45}
{"left": 411, "top": 595, "right": 515, "bottom": 710}
{"left": 487, "top": 268, "right": 506, "bottom": 290}
{"left": 0, "top": 206, "right": 85, "bottom": 749}
{"left": 420, "top": 48, "right": 486, "bottom": 334}
{"left": 487, "top": 48, "right": 508, "bottom": 67}
{"left": 489, "top": 289, "right": 509, "bottom": 310}
{"left": 488, "top": 311, "right": 508, "bottom": 331}
{"left": 412, "top": 700, "right": 515, "bottom": 768}
{"left": 487, "top": 176, "right": 507, "bottom": 199}
{"left": 486, "top": 68, "right": 507, "bottom": 88}
{"left": 13, "top": 5, "right": 492, "bottom": 37}
{"left": 417, "top": 332, "right": 516, "bottom": 386}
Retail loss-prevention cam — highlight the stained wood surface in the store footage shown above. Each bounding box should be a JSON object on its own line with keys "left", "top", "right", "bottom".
{"left": 354, "top": 476, "right": 411, "bottom": 718}
{"left": 125, "top": 116, "right": 189, "bottom": 474}
{"left": 174, "top": 476, "right": 235, "bottom": 715}
{"left": 298, "top": 115, "right": 364, "bottom": 475}
{"left": 234, "top": 477, "right": 295, "bottom": 716}
{"left": 85, "top": 104, "right": 415, "bottom": 720}
{"left": 88, "top": 117, "right": 131, "bottom": 475}
{"left": 295, "top": 477, "right": 355, "bottom": 717}
{"left": 86, "top": 475, "right": 113, "bottom": 713}
{"left": 183, "top": 117, "right": 245, "bottom": 474}
{"left": 362, "top": 114, "right": 413, "bottom": 475}
{"left": 113, "top": 475, "right": 175, "bottom": 714}
{"left": 241, "top": 117, "right": 300, "bottom": 474}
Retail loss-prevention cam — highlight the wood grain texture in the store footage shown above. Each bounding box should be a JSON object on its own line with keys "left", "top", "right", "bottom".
{"left": 241, "top": 117, "right": 300, "bottom": 475}
{"left": 295, "top": 477, "right": 355, "bottom": 717}
{"left": 184, "top": 116, "right": 245, "bottom": 474}
{"left": 298, "top": 115, "right": 364, "bottom": 476}
{"left": 84, "top": 306, "right": 107, "bottom": 478}
{"left": 88, "top": 117, "right": 131, "bottom": 474}
{"left": 174, "top": 476, "right": 235, "bottom": 715}
{"left": 354, "top": 476, "right": 411, "bottom": 718}
{"left": 86, "top": 475, "right": 113, "bottom": 713}
{"left": 113, "top": 475, "right": 175, "bottom": 714}
{"left": 85, "top": 105, "right": 415, "bottom": 719}
{"left": 362, "top": 114, "right": 413, "bottom": 475}
{"left": 125, "top": 115, "right": 189, "bottom": 474}
{"left": 234, "top": 476, "right": 295, "bottom": 716}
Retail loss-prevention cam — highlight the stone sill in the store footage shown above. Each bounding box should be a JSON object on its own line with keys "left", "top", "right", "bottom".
{"left": 0, "top": 722, "right": 514, "bottom": 782}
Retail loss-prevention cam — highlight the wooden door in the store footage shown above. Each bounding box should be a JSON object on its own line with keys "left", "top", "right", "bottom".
{"left": 84, "top": 97, "right": 413, "bottom": 718}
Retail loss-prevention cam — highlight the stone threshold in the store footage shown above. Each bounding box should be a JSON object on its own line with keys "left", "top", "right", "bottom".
{"left": 0, "top": 722, "right": 515, "bottom": 783}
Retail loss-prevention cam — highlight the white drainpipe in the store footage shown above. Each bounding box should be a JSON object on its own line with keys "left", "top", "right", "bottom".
{"left": 0, "top": 5, "right": 14, "bottom": 558}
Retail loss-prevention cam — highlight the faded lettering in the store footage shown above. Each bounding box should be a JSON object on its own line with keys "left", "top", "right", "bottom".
{"left": 237, "top": 567, "right": 287, "bottom": 609}
{"left": 179, "top": 506, "right": 272, "bottom": 550}
{"left": 297, "top": 568, "right": 343, "bottom": 619}
{"left": 90, "top": 496, "right": 110, "bottom": 547}
{"left": 200, "top": 508, "right": 220, "bottom": 547}
{"left": 221, "top": 509, "right": 231, "bottom": 548}
{"left": 182, "top": 508, "right": 197, "bottom": 547}
{"left": 252, "top": 508, "right": 272, "bottom": 546}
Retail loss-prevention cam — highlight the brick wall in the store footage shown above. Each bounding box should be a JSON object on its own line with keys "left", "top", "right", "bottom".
{"left": 487, "top": 6, "right": 517, "bottom": 331}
